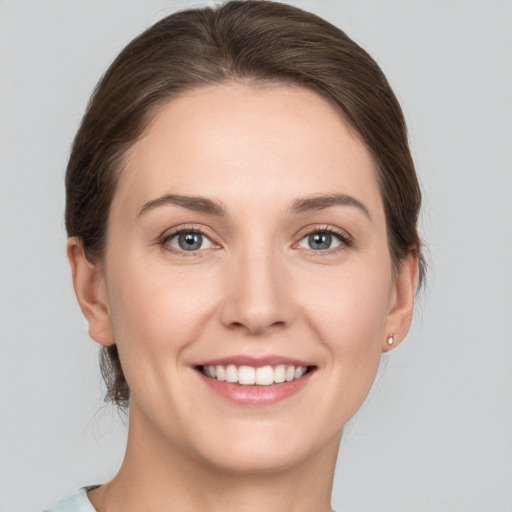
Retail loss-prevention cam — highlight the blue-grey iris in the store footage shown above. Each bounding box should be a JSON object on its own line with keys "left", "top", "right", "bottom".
{"left": 309, "top": 232, "right": 332, "bottom": 250}
{"left": 179, "top": 232, "right": 203, "bottom": 251}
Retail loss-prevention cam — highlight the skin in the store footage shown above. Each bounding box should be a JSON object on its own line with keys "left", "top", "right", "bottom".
{"left": 68, "top": 83, "right": 418, "bottom": 512}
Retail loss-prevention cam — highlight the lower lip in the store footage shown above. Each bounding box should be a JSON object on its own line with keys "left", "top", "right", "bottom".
{"left": 197, "top": 370, "right": 314, "bottom": 406}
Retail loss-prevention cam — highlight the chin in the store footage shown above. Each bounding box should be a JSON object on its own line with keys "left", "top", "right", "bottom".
{"left": 197, "top": 444, "right": 310, "bottom": 475}
{"left": 188, "top": 422, "right": 339, "bottom": 475}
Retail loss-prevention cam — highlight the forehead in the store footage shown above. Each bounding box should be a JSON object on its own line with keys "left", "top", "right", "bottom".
{"left": 116, "top": 83, "right": 384, "bottom": 221}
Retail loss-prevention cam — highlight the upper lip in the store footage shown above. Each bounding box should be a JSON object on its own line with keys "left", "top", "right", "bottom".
{"left": 195, "top": 355, "right": 313, "bottom": 367}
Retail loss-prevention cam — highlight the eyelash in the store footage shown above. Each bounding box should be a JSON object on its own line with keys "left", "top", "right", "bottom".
{"left": 159, "top": 224, "right": 353, "bottom": 257}
{"left": 159, "top": 225, "right": 214, "bottom": 258}
{"left": 295, "top": 225, "right": 354, "bottom": 256}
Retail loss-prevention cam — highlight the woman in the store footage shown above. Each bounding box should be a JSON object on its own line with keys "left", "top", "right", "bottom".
{"left": 47, "top": 1, "right": 424, "bottom": 510}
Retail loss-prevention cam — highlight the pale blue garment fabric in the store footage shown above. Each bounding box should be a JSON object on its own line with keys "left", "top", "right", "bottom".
{"left": 43, "top": 487, "right": 338, "bottom": 511}
{"left": 42, "top": 487, "right": 97, "bottom": 512}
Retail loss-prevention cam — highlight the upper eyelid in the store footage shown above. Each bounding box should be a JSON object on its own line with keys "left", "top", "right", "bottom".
{"left": 292, "top": 226, "right": 355, "bottom": 256}
{"left": 162, "top": 225, "right": 213, "bottom": 239}
{"left": 160, "top": 225, "right": 216, "bottom": 247}
{"left": 295, "top": 224, "right": 353, "bottom": 243}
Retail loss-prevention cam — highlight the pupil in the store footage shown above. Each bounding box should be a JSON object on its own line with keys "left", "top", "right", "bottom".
{"left": 179, "top": 232, "right": 202, "bottom": 251}
{"left": 309, "top": 232, "right": 331, "bottom": 250}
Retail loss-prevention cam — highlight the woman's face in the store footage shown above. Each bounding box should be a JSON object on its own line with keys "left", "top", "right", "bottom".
{"left": 86, "top": 83, "right": 413, "bottom": 473}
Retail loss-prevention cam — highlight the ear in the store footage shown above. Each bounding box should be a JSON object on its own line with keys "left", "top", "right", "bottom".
{"left": 67, "top": 237, "right": 115, "bottom": 346}
{"left": 382, "top": 249, "right": 419, "bottom": 352}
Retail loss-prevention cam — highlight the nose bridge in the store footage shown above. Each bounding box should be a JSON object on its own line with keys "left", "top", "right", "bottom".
{"left": 219, "top": 236, "right": 294, "bottom": 335}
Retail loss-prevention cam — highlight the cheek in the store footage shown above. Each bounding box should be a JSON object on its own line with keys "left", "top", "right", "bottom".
{"left": 104, "top": 258, "right": 223, "bottom": 416}
{"left": 300, "top": 258, "right": 391, "bottom": 341}
{"left": 298, "top": 261, "right": 391, "bottom": 400}
{"left": 105, "top": 256, "right": 223, "bottom": 373}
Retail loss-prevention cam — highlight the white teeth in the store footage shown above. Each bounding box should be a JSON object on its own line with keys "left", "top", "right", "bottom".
{"left": 274, "top": 364, "right": 286, "bottom": 383}
{"left": 216, "top": 365, "right": 225, "bottom": 381}
{"left": 225, "top": 364, "right": 238, "bottom": 383}
{"left": 201, "top": 364, "right": 309, "bottom": 385}
{"left": 255, "top": 366, "right": 274, "bottom": 386}
{"left": 295, "top": 366, "right": 306, "bottom": 379}
{"left": 238, "top": 365, "right": 256, "bottom": 385}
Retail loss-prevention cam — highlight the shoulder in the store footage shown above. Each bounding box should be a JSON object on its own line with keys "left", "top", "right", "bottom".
{"left": 42, "top": 487, "right": 97, "bottom": 512}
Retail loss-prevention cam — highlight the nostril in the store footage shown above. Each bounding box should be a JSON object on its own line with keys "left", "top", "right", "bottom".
{"left": 227, "top": 319, "right": 288, "bottom": 336}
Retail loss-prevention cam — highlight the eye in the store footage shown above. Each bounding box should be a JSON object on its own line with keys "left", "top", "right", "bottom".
{"left": 297, "top": 228, "right": 350, "bottom": 251}
{"left": 164, "top": 229, "right": 214, "bottom": 252}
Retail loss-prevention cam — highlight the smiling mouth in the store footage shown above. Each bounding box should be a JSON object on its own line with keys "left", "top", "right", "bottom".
{"left": 197, "top": 364, "right": 316, "bottom": 386}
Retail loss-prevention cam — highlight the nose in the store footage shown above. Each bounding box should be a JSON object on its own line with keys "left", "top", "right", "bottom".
{"left": 218, "top": 245, "right": 296, "bottom": 336}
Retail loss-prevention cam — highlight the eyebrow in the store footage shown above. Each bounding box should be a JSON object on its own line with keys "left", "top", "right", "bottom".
{"left": 289, "top": 193, "right": 371, "bottom": 219}
{"left": 139, "top": 194, "right": 227, "bottom": 217}
{"left": 138, "top": 192, "right": 370, "bottom": 220}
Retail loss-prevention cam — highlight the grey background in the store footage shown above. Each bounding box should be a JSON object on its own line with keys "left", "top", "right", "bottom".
{"left": 1, "top": 1, "right": 511, "bottom": 511}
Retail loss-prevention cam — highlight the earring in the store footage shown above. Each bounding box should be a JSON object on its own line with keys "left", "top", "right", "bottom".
{"left": 386, "top": 333, "right": 395, "bottom": 346}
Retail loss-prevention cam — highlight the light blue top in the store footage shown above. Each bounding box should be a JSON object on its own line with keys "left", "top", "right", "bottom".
{"left": 43, "top": 487, "right": 338, "bottom": 511}
{"left": 43, "top": 488, "right": 97, "bottom": 512}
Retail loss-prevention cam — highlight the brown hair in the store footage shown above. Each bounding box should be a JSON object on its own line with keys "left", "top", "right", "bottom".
{"left": 66, "top": 0, "right": 425, "bottom": 408}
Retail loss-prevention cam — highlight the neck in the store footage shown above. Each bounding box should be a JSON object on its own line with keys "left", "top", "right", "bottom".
{"left": 88, "top": 402, "right": 341, "bottom": 512}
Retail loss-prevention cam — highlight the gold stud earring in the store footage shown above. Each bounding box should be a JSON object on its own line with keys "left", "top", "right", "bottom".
{"left": 386, "top": 334, "right": 395, "bottom": 346}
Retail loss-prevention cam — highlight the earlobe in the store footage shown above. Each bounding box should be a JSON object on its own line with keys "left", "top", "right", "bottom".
{"left": 66, "top": 237, "right": 115, "bottom": 347}
{"left": 382, "top": 250, "right": 419, "bottom": 352}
